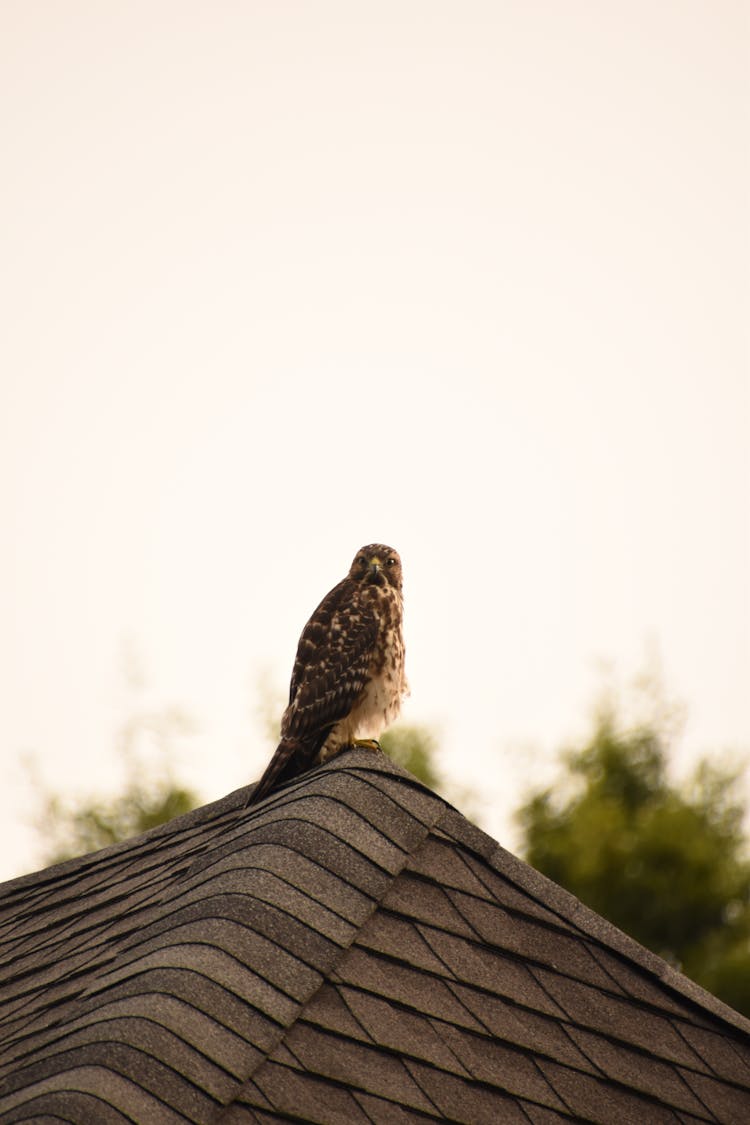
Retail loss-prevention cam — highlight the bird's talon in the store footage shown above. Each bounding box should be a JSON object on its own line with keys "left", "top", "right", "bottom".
{"left": 352, "top": 738, "right": 381, "bottom": 751}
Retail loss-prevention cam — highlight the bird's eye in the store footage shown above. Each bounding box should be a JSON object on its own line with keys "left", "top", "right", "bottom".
{"left": 356, "top": 556, "right": 366, "bottom": 566}
{"left": 386, "top": 557, "right": 396, "bottom": 566}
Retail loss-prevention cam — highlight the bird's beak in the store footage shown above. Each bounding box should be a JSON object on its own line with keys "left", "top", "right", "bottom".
{"left": 368, "top": 558, "right": 382, "bottom": 580}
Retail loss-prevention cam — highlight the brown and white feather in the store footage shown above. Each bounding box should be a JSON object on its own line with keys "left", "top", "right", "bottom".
{"left": 247, "top": 544, "right": 407, "bottom": 805}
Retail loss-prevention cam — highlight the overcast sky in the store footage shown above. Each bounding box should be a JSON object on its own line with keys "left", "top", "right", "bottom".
{"left": 1, "top": 2, "right": 748, "bottom": 881}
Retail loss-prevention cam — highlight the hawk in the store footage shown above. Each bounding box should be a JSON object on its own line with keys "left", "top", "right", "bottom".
{"left": 247, "top": 544, "right": 407, "bottom": 806}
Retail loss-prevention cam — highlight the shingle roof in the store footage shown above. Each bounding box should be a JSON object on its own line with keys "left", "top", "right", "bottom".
{"left": 1, "top": 748, "right": 749, "bottom": 1124}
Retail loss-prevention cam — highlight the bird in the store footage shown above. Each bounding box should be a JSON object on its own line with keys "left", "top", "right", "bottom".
{"left": 246, "top": 543, "right": 408, "bottom": 806}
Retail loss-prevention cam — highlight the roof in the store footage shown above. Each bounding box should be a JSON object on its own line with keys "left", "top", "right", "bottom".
{"left": 1, "top": 748, "right": 749, "bottom": 1124}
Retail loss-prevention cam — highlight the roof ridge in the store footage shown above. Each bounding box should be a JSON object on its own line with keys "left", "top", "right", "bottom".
{"left": 2, "top": 747, "right": 750, "bottom": 1121}
{"left": 211, "top": 760, "right": 450, "bottom": 1115}
{"left": 3, "top": 747, "right": 748, "bottom": 1040}
{"left": 0, "top": 751, "right": 425, "bottom": 899}
{"left": 429, "top": 803, "right": 750, "bottom": 1040}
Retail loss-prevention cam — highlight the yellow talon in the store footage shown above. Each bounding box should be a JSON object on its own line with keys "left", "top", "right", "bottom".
{"left": 352, "top": 739, "right": 381, "bottom": 751}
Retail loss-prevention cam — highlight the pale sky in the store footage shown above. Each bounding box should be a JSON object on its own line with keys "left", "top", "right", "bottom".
{"left": 1, "top": 2, "right": 748, "bottom": 881}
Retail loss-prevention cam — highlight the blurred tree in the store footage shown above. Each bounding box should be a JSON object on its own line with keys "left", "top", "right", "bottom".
{"left": 380, "top": 724, "right": 442, "bottom": 790}
{"left": 32, "top": 654, "right": 471, "bottom": 867}
{"left": 31, "top": 711, "right": 459, "bottom": 866}
{"left": 29, "top": 704, "right": 201, "bottom": 866}
{"left": 382, "top": 723, "right": 480, "bottom": 820}
{"left": 515, "top": 692, "right": 750, "bottom": 1016}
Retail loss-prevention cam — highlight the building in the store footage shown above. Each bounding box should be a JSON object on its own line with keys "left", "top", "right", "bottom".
{"left": 1, "top": 748, "right": 749, "bottom": 1123}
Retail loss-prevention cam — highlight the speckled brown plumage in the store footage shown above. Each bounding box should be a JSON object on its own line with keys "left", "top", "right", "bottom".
{"left": 247, "top": 544, "right": 407, "bottom": 805}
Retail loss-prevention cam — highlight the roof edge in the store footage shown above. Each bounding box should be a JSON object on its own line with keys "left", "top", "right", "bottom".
{"left": 5, "top": 747, "right": 749, "bottom": 1040}
{"left": 434, "top": 803, "right": 750, "bottom": 1039}
{"left": 0, "top": 748, "right": 420, "bottom": 895}
{"left": 0, "top": 783, "right": 254, "bottom": 894}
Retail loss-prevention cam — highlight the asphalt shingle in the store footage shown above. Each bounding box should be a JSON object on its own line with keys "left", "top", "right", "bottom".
{"left": 1, "top": 747, "right": 749, "bottom": 1124}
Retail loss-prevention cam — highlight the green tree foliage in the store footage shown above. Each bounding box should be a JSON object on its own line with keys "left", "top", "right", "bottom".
{"left": 30, "top": 704, "right": 201, "bottom": 866}
{"left": 31, "top": 694, "right": 454, "bottom": 867}
{"left": 380, "top": 724, "right": 442, "bottom": 790}
{"left": 382, "top": 723, "right": 480, "bottom": 820}
{"left": 39, "top": 778, "right": 198, "bottom": 865}
{"left": 516, "top": 698, "right": 750, "bottom": 1015}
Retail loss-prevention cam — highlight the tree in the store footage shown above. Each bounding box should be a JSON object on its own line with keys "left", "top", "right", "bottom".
{"left": 380, "top": 724, "right": 442, "bottom": 790}
{"left": 29, "top": 660, "right": 458, "bottom": 868}
{"left": 382, "top": 723, "right": 481, "bottom": 820}
{"left": 29, "top": 703, "right": 201, "bottom": 866}
{"left": 30, "top": 698, "right": 456, "bottom": 867}
{"left": 515, "top": 694, "right": 750, "bottom": 1015}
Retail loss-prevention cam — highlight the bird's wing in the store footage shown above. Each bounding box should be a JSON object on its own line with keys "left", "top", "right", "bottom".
{"left": 245, "top": 579, "right": 378, "bottom": 807}
{"left": 282, "top": 577, "right": 378, "bottom": 741}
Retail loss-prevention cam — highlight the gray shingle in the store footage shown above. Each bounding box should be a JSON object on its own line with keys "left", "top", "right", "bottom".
{"left": 530, "top": 966, "right": 708, "bottom": 1069}
{"left": 402, "top": 1058, "right": 534, "bottom": 1125}
{"left": 336, "top": 990, "right": 471, "bottom": 1074}
{"left": 249, "top": 1061, "right": 374, "bottom": 1124}
{"left": 443, "top": 983, "right": 599, "bottom": 1072}
{"left": 565, "top": 1024, "right": 711, "bottom": 1116}
{"left": 340, "top": 968, "right": 488, "bottom": 1036}
{"left": 535, "top": 1058, "right": 684, "bottom": 1125}
{"left": 353, "top": 1089, "right": 447, "bottom": 1122}
{"left": 354, "top": 912, "right": 461, "bottom": 976}
{"left": 416, "top": 924, "right": 568, "bottom": 1017}
{"left": 1, "top": 747, "right": 749, "bottom": 1124}
{"left": 272, "top": 1023, "right": 440, "bottom": 1114}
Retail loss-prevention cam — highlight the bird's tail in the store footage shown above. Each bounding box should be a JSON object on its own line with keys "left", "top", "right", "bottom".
{"left": 244, "top": 737, "right": 311, "bottom": 808}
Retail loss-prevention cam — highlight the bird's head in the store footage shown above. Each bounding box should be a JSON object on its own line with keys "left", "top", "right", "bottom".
{"left": 349, "top": 544, "right": 403, "bottom": 590}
